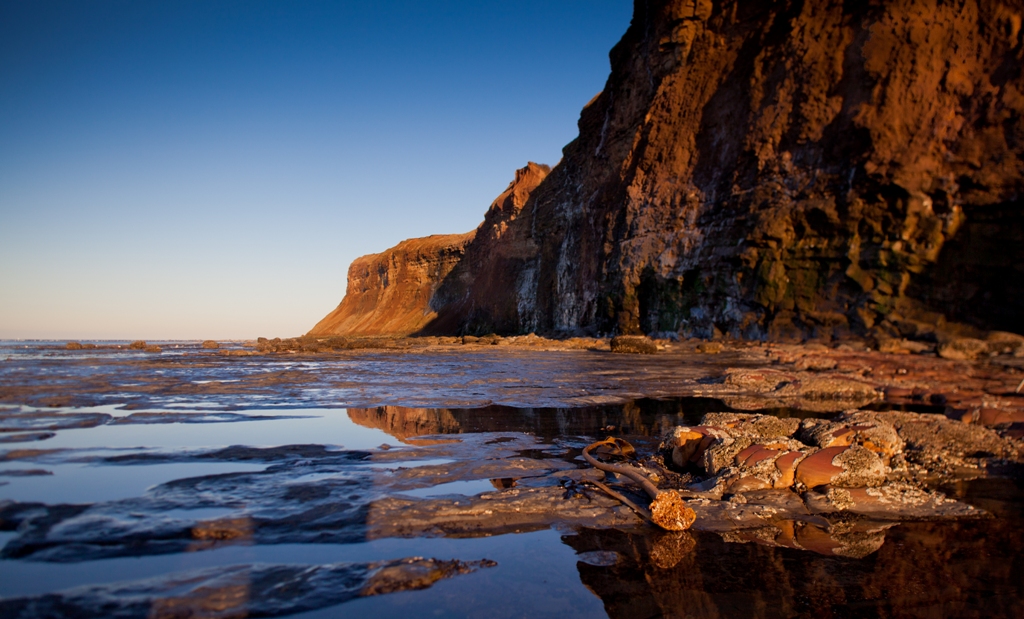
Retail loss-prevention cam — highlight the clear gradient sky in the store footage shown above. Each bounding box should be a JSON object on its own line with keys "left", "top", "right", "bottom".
{"left": 0, "top": 1, "right": 632, "bottom": 340}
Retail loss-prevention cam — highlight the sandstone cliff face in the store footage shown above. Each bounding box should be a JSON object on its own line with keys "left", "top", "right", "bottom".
{"left": 423, "top": 162, "right": 551, "bottom": 334}
{"left": 431, "top": 0, "right": 1024, "bottom": 339}
{"left": 319, "top": 0, "right": 1024, "bottom": 340}
{"left": 308, "top": 233, "right": 474, "bottom": 336}
{"left": 309, "top": 163, "right": 549, "bottom": 337}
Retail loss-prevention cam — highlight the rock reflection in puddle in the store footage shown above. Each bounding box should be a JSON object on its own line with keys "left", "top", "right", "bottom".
{"left": 564, "top": 506, "right": 1024, "bottom": 619}
{"left": 718, "top": 518, "right": 894, "bottom": 558}
{"left": 347, "top": 399, "right": 798, "bottom": 443}
{"left": 577, "top": 550, "right": 622, "bottom": 566}
{"left": 0, "top": 432, "right": 56, "bottom": 444}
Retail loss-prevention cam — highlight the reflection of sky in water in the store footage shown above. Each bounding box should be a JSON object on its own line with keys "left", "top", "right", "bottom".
{"left": 0, "top": 529, "right": 606, "bottom": 618}
{"left": 398, "top": 479, "right": 498, "bottom": 498}
{"left": 0, "top": 531, "right": 17, "bottom": 553}
{"left": 0, "top": 461, "right": 268, "bottom": 503}
{"left": 0, "top": 407, "right": 401, "bottom": 504}
{"left": 1, "top": 408, "right": 397, "bottom": 452}
{"left": 366, "top": 459, "right": 455, "bottom": 469}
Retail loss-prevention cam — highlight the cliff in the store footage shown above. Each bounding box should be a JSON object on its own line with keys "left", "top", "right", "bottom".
{"left": 318, "top": 0, "right": 1024, "bottom": 341}
{"left": 311, "top": 163, "right": 550, "bottom": 337}
{"left": 421, "top": 162, "right": 551, "bottom": 334}
{"left": 434, "top": 0, "right": 1024, "bottom": 339}
{"left": 308, "top": 232, "right": 474, "bottom": 336}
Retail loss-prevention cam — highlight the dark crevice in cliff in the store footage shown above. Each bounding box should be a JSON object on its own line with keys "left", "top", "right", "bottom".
{"left": 907, "top": 199, "right": 1024, "bottom": 332}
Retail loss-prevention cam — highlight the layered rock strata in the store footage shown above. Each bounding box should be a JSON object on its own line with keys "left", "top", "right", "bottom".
{"left": 472, "top": 0, "right": 1024, "bottom": 338}
{"left": 316, "top": 0, "right": 1024, "bottom": 340}
{"left": 309, "top": 232, "right": 474, "bottom": 336}
{"left": 421, "top": 162, "right": 551, "bottom": 334}
{"left": 310, "top": 163, "right": 550, "bottom": 337}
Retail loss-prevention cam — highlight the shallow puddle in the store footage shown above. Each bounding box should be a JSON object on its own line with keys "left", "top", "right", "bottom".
{"left": 0, "top": 461, "right": 269, "bottom": 504}
{"left": 0, "top": 341, "right": 1021, "bottom": 617}
{"left": 398, "top": 479, "right": 501, "bottom": 498}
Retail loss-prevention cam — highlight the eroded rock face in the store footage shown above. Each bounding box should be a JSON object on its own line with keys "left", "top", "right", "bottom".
{"left": 322, "top": 0, "right": 1024, "bottom": 339}
{"left": 309, "top": 232, "right": 475, "bottom": 336}
{"left": 310, "top": 163, "right": 550, "bottom": 337}
{"left": 511, "top": 0, "right": 1024, "bottom": 338}
{"left": 418, "top": 161, "right": 552, "bottom": 335}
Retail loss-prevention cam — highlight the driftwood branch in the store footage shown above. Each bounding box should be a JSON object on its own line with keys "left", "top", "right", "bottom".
{"left": 587, "top": 479, "right": 655, "bottom": 524}
{"left": 581, "top": 438, "right": 661, "bottom": 499}
{"left": 581, "top": 437, "right": 696, "bottom": 531}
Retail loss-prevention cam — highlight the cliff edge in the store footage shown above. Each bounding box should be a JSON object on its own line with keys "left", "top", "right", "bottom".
{"left": 315, "top": 0, "right": 1024, "bottom": 341}
{"left": 308, "top": 232, "right": 474, "bottom": 337}
{"left": 309, "top": 162, "right": 550, "bottom": 337}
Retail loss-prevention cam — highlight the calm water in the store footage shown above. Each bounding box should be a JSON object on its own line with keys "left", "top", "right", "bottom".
{"left": 0, "top": 341, "right": 1021, "bottom": 618}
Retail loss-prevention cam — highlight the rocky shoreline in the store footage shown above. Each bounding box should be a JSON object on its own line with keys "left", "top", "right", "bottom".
{"left": 2, "top": 339, "right": 1023, "bottom": 615}
{"left": 6, "top": 338, "right": 1021, "bottom": 538}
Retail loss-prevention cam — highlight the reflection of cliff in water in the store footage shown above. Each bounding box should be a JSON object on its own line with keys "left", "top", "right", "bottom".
{"left": 346, "top": 398, "right": 865, "bottom": 443}
{"left": 346, "top": 399, "right": 743, "bottom": 442}
{"left": 347, "top": 406, "right": 463, "bottom": 440}
{"left": 565, "top": 476, "right": 1024, "bottom": 618}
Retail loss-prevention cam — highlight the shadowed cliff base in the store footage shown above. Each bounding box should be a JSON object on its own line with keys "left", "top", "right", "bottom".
{"left": 311, "top": 0, "right": 1024, "bottom": 342}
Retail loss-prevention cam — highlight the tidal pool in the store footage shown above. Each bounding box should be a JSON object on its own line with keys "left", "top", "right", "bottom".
{"left": 0, "top": 341, "right": 1021, "bottom": 617}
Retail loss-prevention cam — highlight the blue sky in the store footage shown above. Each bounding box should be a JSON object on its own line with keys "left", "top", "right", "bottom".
{"left": 0, "top": 1, "right": 631, "bottom": 339}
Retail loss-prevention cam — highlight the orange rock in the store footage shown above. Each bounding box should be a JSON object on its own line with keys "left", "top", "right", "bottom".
{"left": 795, "top": 447, "right": 846, "bottom": 489}
{"left": 725, "top": 476, "right": 771, "bottom": 493}
{"left": 669, "top": 429, "right": 704, "bottom": 466}
{"left": 666, "top": 425, "right": 728, "bottom": 467}
{"left": 308, "top": 232, "right": 476, "bottom": 337}
{"left": 974, "top": 408, "right": 1024, "bottom": 425}
{"left": 735, "top": 444, "right": 780, "bottom": 468}
{"left": 799, "top": 417, "right": 903, "bottom": 464}
{"left": 773, "top": 451, "right": 805, "bottom": 488}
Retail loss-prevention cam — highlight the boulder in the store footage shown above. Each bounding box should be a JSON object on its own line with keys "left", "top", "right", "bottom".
{"left": 610, "top": 335, "right": 658, "bottom": 354}
{"left": 938, "top": 337, "right": 990, "bottom": 360}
